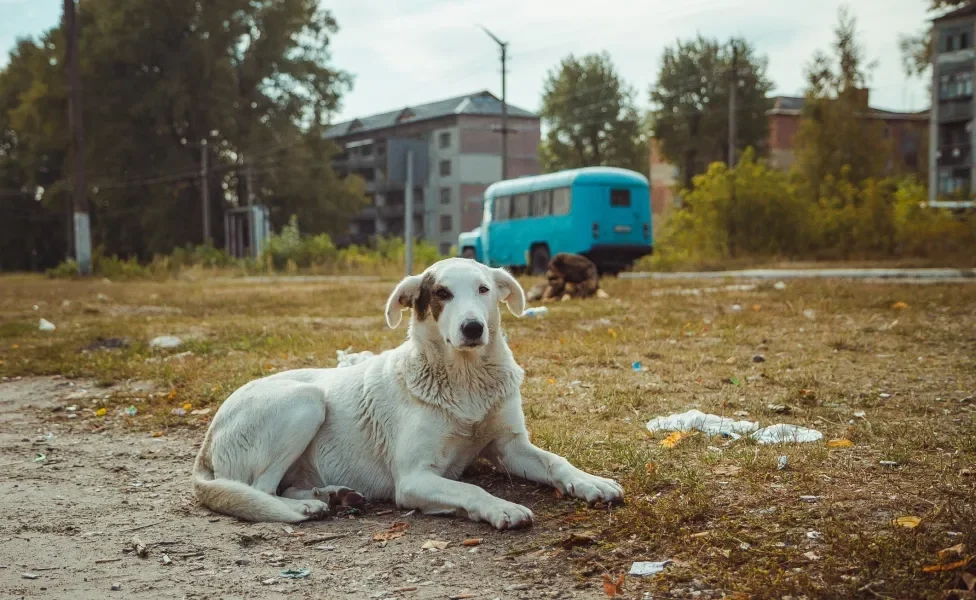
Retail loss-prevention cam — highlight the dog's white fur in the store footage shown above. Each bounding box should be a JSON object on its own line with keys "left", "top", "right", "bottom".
{"left": 191, "top": 258, "right": 623, "bottom": 529}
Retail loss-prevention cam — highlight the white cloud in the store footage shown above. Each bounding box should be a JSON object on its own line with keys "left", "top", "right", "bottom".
{"left": 326, "top": 0, "right": 931, "bottom": 120}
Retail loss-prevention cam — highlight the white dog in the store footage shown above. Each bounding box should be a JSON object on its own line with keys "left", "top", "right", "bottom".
{"left": 192, "top": 258, "right": 623, "bottom": 529}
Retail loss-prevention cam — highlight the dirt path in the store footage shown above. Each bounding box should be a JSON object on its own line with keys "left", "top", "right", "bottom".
{"left": 0, "top": 377, "right": 604, "bottom": 600}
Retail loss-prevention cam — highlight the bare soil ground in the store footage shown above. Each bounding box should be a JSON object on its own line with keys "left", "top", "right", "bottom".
{"left": 1, "top": 273, "right": 975, "bottom": 599}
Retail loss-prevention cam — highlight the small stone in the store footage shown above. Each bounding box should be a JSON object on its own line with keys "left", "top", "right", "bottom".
{"left": 752, "top": 354, "right": 766, "bottom": 363}
{"left": 111, "top": 583, "right": 122, "bottom": 591}
{"left": 150, "top": 335, "right": 183, "bottom": 350}
{"left": 235, "top": 559, "right": 250, "bottom": 566}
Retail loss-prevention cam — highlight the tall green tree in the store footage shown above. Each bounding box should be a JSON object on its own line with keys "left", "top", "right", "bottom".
{"left": 793, "top": 6, "right": 892, "bottom": 190}
{"left": 0, "top": 0, "right": 365, "bottom": 267}
{"left": 539, "top": 52, "right": 647, "bottom": 173}
{"left": 649, "top": 36, "right": 772, "bottom": 187}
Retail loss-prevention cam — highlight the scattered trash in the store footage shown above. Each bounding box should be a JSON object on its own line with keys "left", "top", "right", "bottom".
{"left": 190, "top": 408, "right": 211, "bottom": 416}
{"left": 800, "top": 495, "right": 821, "bottom": 503}
{"left": 802, "top": 309, "right": 816, "bottom": 321}
{"left": 336, "top": 347, "right": 375, "bottom": 368}
{"left": 853, "top": 410, "right": 867, "bottom": 418}
{"left": 628, "top": 560, "right": 671, "bottom": 577}
{"left": 892, "top": 301, "right": 909, "bottom": 310}
{"left": 777, "top": 455, "right": 789, "bottom": 470}
{"left": 728, "top": 376, "right": 742, "bottom": 386}
{"left": 646, "top": 409, "right": 758, "bottom": 439}
{"left": 752, "top": 354, "right": 766, "bottom": 363}
{"left": 660, "top": 431, "right": 693, "bottom": 449}
{"left": 22, "top": 573, "right": 39, "bottom": 580}
{"left": 422, "top": 540, "right": 450, "bottom": 551}
{"left": 827, "top": 439, "right": 854, "bottom": 448}
{"left": 261, "top": 578, "right": 276, "bottom": 585}
{"left": 124, "top": 406, "right": 137, "bottom": 417}
{"left": 95, "top": 407, "right": 107, "bottom": 417}
{"left": 462, "top": 538, "right": 482, "bottom": 547}
{"left": 892, "top": 516, "right": 921, "bottom": 529}
{"left": 879, "top": 460, "right": 899, "bottom": 468}
{"left": 730, "top": 304, "right": 743, "bottom": 312}
{"left": 149, "top": 335, "right": 183, "bottom": 350}
{"left": 171, "top": 408, "right": 186, "bottom": 416}
{"left": 34, "top": 453, "right": 46, "bottom": 463}
{"left": 39, "top": 318, "right": 56, "bottom": 332}
{"left": 774, "top": 281, "right": 787, "bottom": 290}
{"left": 279, "top": 568, "right": 310, "bottom": 579}
{"left": 132, "top": 535, "right": 149, "bottom": 558}
{"left": 161, "top": 554, "right": 172, "bottom": 565}
{"left": 879, "top": 392, "right": 892, "bottom": 399}
{"left": 752, "top": 424, "right": 823, "bottom": 445}
{"left": 806, "top": 531, "right": 822, "bottom": 540}
{"left": 521, "top": 306, "right": 549, "bottom": 318}
{"left": 803, "top": 551, "right": 821, "bottom": 561}
{"left": 631, "top": 361, "right": 642, "bottom": 372}
{"left": 111, "top": 583, "right": 122, "bottom": 591}
{"left": 97, "top": 293, "right": 111, "bottom": 303}
{"left": 766, "top": 404, "right": 791, "bottom": 414}
{"left": 372, "top": 522, "right": 408, "bottom": 542}
{"left": 602, "top": 572, "right": 625, "bottom": 597}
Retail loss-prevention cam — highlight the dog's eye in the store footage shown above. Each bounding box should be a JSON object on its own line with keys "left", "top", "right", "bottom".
{"left": 434, "top": 288, "right": 452, "bottom": 300}
{"left": 478, "top": 285, "right": 490, "bottom": 295}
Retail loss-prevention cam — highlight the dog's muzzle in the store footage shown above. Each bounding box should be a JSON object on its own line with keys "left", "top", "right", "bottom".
{"left": 459, "top": 320, "right": 486, "bottom": 347}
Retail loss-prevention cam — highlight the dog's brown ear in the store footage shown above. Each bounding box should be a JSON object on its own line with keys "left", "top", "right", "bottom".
{"left": 385, "top": 274, "right": 423, "bottom": 329}
{"left": 492, "top": 267, "right": 526, "bottom": 317}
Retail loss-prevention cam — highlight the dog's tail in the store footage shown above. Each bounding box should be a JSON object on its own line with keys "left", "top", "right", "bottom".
{"left": 192, "top": 440, "right": 307, "bottom": 523}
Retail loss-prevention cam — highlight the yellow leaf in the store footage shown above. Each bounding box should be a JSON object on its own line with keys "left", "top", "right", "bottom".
{"left": 11, "top": 344, "right": 19, "bottom": 349}
{"left": 751, "top": 304, "right": 761, "bottom": 312}
{"left": 660, "top": 431, "right": 690, "bottom": 449}
{"left": 892, "top": 301, "right": 909, "bottom": 310}
{"left": 95, "top": 408, "right": 107, "bottom": 417}
{"left": 892, "top": 516, "right": 921, "bottom": 528}
{"left": 827, "top": 439, "right": 855, "bottom": 448}
{"left": 182, "top": 403, "right": 192, "bottom": 411}
{"left": 166, "top": 389, "right": 177, "bottom": 400}
{"left": 546, "top": 378, "right": 556, "bottom": 385}
{"left": 608, "top": 328, "right": 617, "bottom": 339}
{"left": 938, "top": 543, "right": 967, "bottom": 560}
{"left": 921, "top": 556, "right": 972, "bottom": 572}
{"left": 602, "top": 572, "right": 625, "bottom": 597}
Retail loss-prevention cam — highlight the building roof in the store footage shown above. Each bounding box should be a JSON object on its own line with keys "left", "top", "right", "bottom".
{"left": 765, "top": 95, "right": 929, "bottom": 120}
{"left": 485, "top": 167, "right": 648, "bottom": 198}
{"left": 326, "top": 91, "right": 537, "bottom": 139}
{"left": 933, "top": 3, "right": 976, "bottom": 24}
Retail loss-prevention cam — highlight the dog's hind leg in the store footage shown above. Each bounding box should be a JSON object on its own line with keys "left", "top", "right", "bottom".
{"left": 281, "top": 485, "right": 366, "bottom": 510}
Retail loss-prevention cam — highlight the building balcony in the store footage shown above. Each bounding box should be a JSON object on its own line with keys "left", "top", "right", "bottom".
{"left": 378, "top": 203, "right": 425, "bottom": 219}
{"left": 938, "top": 98, "right": 973, "bottom": 122}
{"left": 937, "top": 143, "right": 972, "bottom": 167}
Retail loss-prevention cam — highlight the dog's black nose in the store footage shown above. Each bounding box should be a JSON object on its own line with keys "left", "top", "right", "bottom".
{"left": 461, "top": 320, "right": 484, "bottom": 340}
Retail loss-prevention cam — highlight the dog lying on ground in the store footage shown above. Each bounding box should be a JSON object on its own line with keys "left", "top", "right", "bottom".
{"left": 526, "top": 253, "right": 608, "bottom": 303}
{"left": 192, "top": 258, "right": 623, "bottom": 529}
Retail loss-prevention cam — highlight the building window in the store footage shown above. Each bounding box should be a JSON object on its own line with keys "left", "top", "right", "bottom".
{"left": 439, "top": 159, "right": 451, "bottom": 177}
{"left": 940, "top": 70, "right": 974, "bottom": 100}
{"left": 439, "top": 132, "right": 451, "bottom": 149}
{"left": 440, "top": 214, "right": 453, "bottom": 232}
{"left": 440, "top": 187, "right": 451, "bottom": 204}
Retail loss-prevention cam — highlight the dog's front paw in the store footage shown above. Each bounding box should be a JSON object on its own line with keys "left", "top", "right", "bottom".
{"left": 561, "top": 473, "right": 624, "bottom": 505}
{"left": 298, "top": 499, "right": 331, "bottom": 520}
{"left": 476, "top": 501, "right": 534, "bottom": 531}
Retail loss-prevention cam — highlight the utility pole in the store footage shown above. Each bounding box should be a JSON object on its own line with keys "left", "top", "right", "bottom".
{"left": 404, "top": 150, "right": 414, "bottom": 277}
{"left": 480, "top": 26, "right": 509, "bottom": 181}
{"left": 200, "top": 139, "right": 210, "bottom": 245}
{"left": 728, "top": 41, "right": 738, "bottom": 167}
{"left": 245, "top": 155, "right": 256, "bottom": 258}
{"left": 64, "top": 0, "right": 91, "bottom": 275}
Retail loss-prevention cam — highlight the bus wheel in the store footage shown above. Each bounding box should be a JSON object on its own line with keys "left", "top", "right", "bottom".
{"left": 462, "top": 247, "right": 476, "bottom": 260}
{"left": 530, "top": 245, "right": 550, "bottom": 276}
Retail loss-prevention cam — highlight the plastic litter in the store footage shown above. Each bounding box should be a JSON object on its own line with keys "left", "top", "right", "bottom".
{"left": 777, "top": 455, "right": 789, "bottom": 470}
{"left": 336, "top": 347, "right": 375, "bottom": 368}
{"left": 802, "top": 309, "right": 816, "bottom": 321}
{"left": 39, "top": 318, "right": 56, "bottom": 332}
{"left": 752, "top": 424, "right": 823, "bottom": 444}
{"left": 628, "top": 560, "right": 672, "bottom": 577}
{"left": 279, "top": 568, "right": 311, "bottom": 579}
{"left": 774, "top": 281, "right": 787, "bottom": 290}
{"left": 521, "top": 306, "right": 549, "bottom": 318}
{"left": 879, "top": 460, "right": 899, "bottom": 467}
{"left": 150, "top": 335, "right": 183, "bottom": 350}
{"left": 646, "top": 409, "right": 758, "bottom": 440}
{"left": 632, "top": 362, "right": 642, "bottom": 372}
{"left": 124, "top": 406, "right": 137, "bottom": 417}
{"left": 170, "top": 408, "right": 186, "bottom": 416}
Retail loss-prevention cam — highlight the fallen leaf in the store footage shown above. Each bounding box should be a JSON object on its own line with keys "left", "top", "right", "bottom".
{"left": 751, "top": 304, "right": 761, "bottom": 312}
{"left": 891, "top": 515, "right": 921, "bottom": 529}
{"left": 660, "top": 431, "right": 691, "bottom": 449}
{"left": 95, "top": 407, "right": 107, "bottom": 417}
{"left": 182, "top": 402, "right": 192, "bottom": 411}
{"left": 608, "top": 328, "right": 617, "bottom": 339}
{"left": 602, "top": 572, "right": 625, "bottom": 597}
{"left": 560, "top": 531, "right": 598, "bottom": 548}
{"left": 939, "top": 544, "right": 967, "bottom": 559}
{"left": 827, "top": 439, "right": 855, "bottom": 448}
{"left": 729, "top": 376, "right": 742, "bottom": 386}
{"left": 166, "top": 389, "right": 177, "bottom": 400}
{"left": 892, "top": 301, "right": 909, "bottom": 310}
{"left": 713, "top": 465, "right": 742, "bottom": 476}
{"left": 964, "top": 572, "right": 976, "bottom": 590}
{"left": 921, "top": 556, "right": 972, "bottom": 572}
{"left": 645, "top": 462, "right": 657, "bottom": 476}
{"left": 151, "top": 431, "right": 163, "bottom": 438}
{"left": 546, "top": 378, "right": 556, "bottom": 385}
{"left": 372, "top": 522, "right": 408, "bottom": 542}
{"left": 552, "top": 488, "right": 564, "bottom": 499}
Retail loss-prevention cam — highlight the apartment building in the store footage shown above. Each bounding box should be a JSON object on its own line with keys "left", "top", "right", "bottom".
{"left": 930, "top": 3, "right": 976, "bottom": 207}
{"left": 326, "top": 91, "right": 541, "bottom": 253}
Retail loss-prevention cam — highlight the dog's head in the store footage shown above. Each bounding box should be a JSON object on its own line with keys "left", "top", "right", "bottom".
{"left": 384, "top": 258, "right": 525, "bottom": 352}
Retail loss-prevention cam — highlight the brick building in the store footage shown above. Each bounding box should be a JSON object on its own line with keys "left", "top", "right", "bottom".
{"left": 326, "top": 91, "right": 541, "bottom": 253}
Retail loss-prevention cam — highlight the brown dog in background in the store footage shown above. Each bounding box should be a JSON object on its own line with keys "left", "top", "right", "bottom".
{"left": 526, "top": 253, "right": 607, "bottom": 303}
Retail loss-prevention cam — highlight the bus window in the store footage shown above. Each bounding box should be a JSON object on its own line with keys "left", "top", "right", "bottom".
{"left": 494, "top": 196, "right": 511, "bottom": 221}
{"left": 552, "top": 187, "right": 571, "bottom": 215}
{"left": 610, "top": 188, "right": 631, "bottom": 207}
{"left": 531, "top": 190, "right": 551, "bottom": 216}
{"left": 512, "top": 193, "right": 530, "bottom": 219}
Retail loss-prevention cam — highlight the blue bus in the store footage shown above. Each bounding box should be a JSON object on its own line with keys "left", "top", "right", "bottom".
{"left": 457, "top": 167, "right": 652, "bottom": 275}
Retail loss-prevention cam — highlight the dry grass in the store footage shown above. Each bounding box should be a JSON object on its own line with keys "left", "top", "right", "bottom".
{"left": 1, "top": 273, "right": 975, "bottom": 599}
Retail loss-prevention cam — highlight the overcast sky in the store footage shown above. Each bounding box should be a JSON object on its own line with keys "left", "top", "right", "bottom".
{"left": 2, "top": 0, "right": 933, "bottom": 123}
